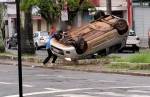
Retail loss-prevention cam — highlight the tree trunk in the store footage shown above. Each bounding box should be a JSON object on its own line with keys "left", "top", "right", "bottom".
{"left": 0, "top": 31, "right": 5, "bottom": 53}
{"left": 21, "top": 7, "right": 35, "bottom": 54}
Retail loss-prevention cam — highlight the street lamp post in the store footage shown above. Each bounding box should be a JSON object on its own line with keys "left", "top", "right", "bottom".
{"left": 15, "top": 0, "right": 23, "bottom": 97}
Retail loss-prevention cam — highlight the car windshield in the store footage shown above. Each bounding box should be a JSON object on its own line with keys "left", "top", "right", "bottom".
{"left": 40, "top": 31, "right": 48, "bottom": 36}
{"left": 129, "top": 31, "right": 136, "bottom": 36}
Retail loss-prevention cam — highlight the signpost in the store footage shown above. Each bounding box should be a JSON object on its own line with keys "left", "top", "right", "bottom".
{"left": 15, "top": 0, "right": 23, "bottom": 97}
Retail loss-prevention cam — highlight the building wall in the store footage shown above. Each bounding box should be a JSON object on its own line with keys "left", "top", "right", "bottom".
{"left": 33, "top": 19, "right": 47, "bottom": 32}
{"left": 133, "top": 7, "right": 150, "bottom": 47}
{"left": 33, "top": 20, "right": 38, "bottom": 33}
{"left": 40, "top": 19, "right": 47, "bottom": 31}
{"left": 95, "top": 0, "right": 128, "bottom": 20}
{"left": 132, "top": 1, "right": 150, "bottom": 47}
{"left": 99, "top": 0, "right": 127, "bottom": 7}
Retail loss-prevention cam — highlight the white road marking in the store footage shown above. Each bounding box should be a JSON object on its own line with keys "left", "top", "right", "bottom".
{"left": 96, "top": 92, "right": 125, "bottom": 96}
{"left": 128, "top": 90, "right": 150, "bottom": 93}
{"left": 0, "top": 82, "right": 14, "bottom": 85}
{"left": 23, "top": 84, "right": 33, "bottom": 88}
{"left": 45, "top": 88, "right": 62, "bottom": 91}
{"left": 36, "top": 74, "right": 51, "bottom": 77}
{"left": 4, "top": 85, "right": 150, "bottom": 97}
{"left": 57, "top": 94, "right": 96, "bottom": 97}
{"left": 0, "top": 81, "right": 33, "bottom": 87}
{"left": 100, "top": 85, "right": 150, "bottom": 90}
{"left": 4, "top": 88, "right": 93, "bottom": 97}
{"left": 129, "top": 94, "right": 150, "bottom": 97}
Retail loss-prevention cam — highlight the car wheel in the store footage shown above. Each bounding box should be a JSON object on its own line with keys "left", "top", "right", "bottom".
{"left": 74, "top": 37, "right": 88, "bottom": 54}
{"left": 134, "top": 46, "right": 139, "bottom": 52}
{"left": 114, "top": 19, "right": 128, "bottom": 35}
{"left": 136, "top": 47, "right": 140, "bottom": 52}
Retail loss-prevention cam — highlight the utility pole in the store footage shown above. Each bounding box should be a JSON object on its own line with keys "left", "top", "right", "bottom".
{"left": 106, "top": 0, "right": 112, "bottom": 15}
{"left": 15, "top": 0, "right": 23, "bottom": 97}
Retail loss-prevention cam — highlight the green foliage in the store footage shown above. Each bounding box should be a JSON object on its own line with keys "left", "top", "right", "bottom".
{"left": 21, "top": 0, "right": 37, "bottom": 12}
{"left": 106, "top": 50, "right": 150, "bottom": 70}
{"left": 66, "top": 0, "right": 95, "bottom": 25}
{"left": 37, "top": 0, "right": 60, "bottom": 24}
{"left": 0, "top": 38, "right": 5, "bottom": 53}
{"left": 67, "top": 0, "right": 79, "bottom": 11}
{"left": 107, "top": 63, "right": 130, "bottom": 69}
{"left": 0, "top": 3, "right": 5, "bottom": 53}
{"left": 127, "top": 52, "right": 150, "bottom": 63}
{"left": 67, "top": 0, "right": 94, "bottom": 11}
{"left": 80, "top": 0, "right": 95, "bottom": 11}
{"left": 107, "top": 63, "right": 150, "bottom": 70}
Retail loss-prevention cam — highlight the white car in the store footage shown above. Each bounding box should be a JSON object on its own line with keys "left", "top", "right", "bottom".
{"left": 121, "top": 30, "right": 140, "bottom": 52}
{"left": 33, "top": 31, "right": 49, "bottom": 50}
{"left": 50, "top": 15, "right": 129, "bottom": 61}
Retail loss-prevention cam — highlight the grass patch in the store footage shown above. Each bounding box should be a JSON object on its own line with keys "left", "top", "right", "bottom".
{"left": 106, "top": 63, "right": 150, "bottom": 70}
{"left": 0, "top": 51, "right": 16, "bottom": 56}
{"left": 127, "top": 52, "right": 150, "bottom": 63}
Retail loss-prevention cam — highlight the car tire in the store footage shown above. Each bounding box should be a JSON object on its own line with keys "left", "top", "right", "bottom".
{"left": 136, "top": 47, "right": 139, "bottom": 52}
{"left": 133, "top": 45, "right": 139, "bottom": 52}
{"left": 114, "top": 19, "right": 128, "bottom": 35}
{"left": 74, "top": 37, "right": 88, "bottom": 54}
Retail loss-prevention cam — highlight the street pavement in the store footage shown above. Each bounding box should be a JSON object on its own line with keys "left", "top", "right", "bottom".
{"left": 1, "top": 64, "right": 150, "bottom": 97}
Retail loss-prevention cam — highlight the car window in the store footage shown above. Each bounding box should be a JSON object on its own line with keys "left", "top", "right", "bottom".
{"left": 129, "top": 31, "right": 136, "bottom": 36}
{"left": 33, "top": 33, "right": 39, "bottom": 37}
{"left": 40, "top": 31, "right": 48, "bottom": 36}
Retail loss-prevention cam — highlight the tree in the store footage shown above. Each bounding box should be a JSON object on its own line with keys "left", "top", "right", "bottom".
{"left": 36, "top": 0, "right": 60, "bottom": 31}
{"left": 0, "top": 3, "right": 6, "bottom": 53}
{"left": 66, "top": 0, "right": 95, "bottom": 25}
{"left": 20, "top": 0, "right": 37, "bottom": 54}
{"left": 37, "top": 0, "right": 94, "bottom": 28}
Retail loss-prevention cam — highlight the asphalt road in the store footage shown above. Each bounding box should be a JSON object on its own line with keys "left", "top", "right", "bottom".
{"left": 0, "top": 64, "right": 150, "bottom": 97}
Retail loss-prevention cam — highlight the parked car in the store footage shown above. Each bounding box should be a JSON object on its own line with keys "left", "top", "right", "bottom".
{"left": 50, "top": 14, "right": 129, "bottom": 61}
{"left": 33, "top": 31, "right": 49, "bottom": 50}
{"left": 120, "top": 30, "right": 140, "bottom": 52}
{"left": 7, "top": 33, "right": 18, "bottom": 49}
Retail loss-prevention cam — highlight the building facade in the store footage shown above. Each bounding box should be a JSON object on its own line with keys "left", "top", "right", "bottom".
{"left": 133, "top": 0, "right": 150, "bottom": 47}
{"left": 4, "top": 1, "right": 47, "bottom": 40}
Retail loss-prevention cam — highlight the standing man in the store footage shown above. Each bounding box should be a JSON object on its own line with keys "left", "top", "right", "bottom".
{"left": 42, "top": 26, "right": 57, "bottom": 66}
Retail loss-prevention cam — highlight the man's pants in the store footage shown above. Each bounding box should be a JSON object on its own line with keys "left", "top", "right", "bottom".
{"left": 43, "top": 48, "right": 57, "bottom": 64}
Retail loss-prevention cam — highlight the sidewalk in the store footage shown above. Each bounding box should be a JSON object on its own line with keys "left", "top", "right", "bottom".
{"left": 0, "top": 53, "right": 150, "bottom": 76}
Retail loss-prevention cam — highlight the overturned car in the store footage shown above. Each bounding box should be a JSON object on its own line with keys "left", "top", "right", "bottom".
{"left": 51, "top": 15, "right": 129, "bottom": 61}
